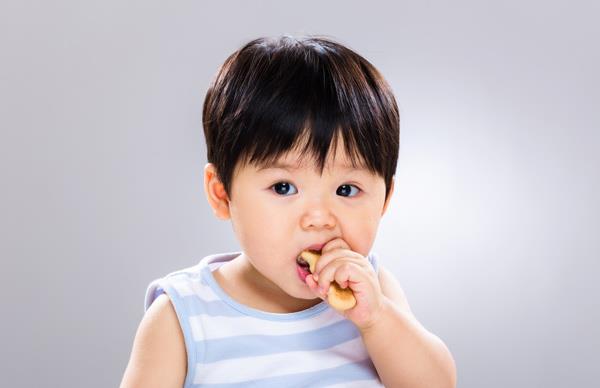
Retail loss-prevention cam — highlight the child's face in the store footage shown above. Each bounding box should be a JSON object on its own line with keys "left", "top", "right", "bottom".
{"left": 214, "top": 140, "right": 393, "bottom": 302}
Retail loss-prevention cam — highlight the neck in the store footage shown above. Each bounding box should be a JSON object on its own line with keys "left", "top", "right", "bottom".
{"left": 226, "top": 253, "right": 322, "bottom": 313}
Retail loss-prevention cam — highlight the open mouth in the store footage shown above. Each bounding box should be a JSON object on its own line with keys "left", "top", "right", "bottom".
{"left": 296, "top": 255, "right": 312, "bottom": 273}
{"left": 297, "top": 248, "right": 322, "bottom": 272}
{"left": 296, "top": 249, "right": 322, "bottom": 283}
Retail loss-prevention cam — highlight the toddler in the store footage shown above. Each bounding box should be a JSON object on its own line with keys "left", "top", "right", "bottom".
{"left": 121, "top": 35, "right": 456, "bottom": 388}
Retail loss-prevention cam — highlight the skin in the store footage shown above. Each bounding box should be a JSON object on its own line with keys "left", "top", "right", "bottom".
{"left": 207, "top": 139, "right": 393, "bottom": 315}
{"left": 120, "top": 138, "right": 457, "bottom": 388}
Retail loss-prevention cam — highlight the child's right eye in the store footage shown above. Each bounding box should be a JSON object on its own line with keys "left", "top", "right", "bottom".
{"left": 271, "top": 182, "right": 298, "bottom": 196}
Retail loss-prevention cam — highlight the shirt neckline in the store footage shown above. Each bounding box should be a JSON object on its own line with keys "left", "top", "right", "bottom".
{"left": 200, "top": 251, "right": 329, "bottom": 321}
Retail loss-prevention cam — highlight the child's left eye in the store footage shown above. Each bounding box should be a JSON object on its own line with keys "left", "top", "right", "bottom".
{"left": 336, "top": 184, "right": 361, "bottom": 197}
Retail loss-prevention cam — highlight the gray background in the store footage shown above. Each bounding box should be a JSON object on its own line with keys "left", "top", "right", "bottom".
{"left": 1, "top": 1, "right": 598, "bottom": 387}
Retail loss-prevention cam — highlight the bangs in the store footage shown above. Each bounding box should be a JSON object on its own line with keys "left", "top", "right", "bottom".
{"left": 240, "top": 117, "right": 371, "bottom": 175}
{"left": 220, "top": 37, "right": 394, "bottom": 176}
{"left": 203, "top": 35, "right": 399, "bottom": 197}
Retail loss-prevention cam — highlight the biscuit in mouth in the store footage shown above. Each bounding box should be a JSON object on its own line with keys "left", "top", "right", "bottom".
{"left": 298, "top": 250, "right": 356, "bottom": 311}
{"left": 297, "top": 250, "right": 320, "bottom": 274}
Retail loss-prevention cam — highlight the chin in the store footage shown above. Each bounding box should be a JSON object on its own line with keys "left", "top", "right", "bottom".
{"left": 298, "top": 288, "right": 321, "bottom": 301}
{"left": 283, "top": 284, "right": 313, "bottom": 300}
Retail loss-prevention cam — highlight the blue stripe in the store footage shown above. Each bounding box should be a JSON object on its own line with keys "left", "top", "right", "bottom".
{"left": 193, "top": 358, "right": 380, "bottom": 388}
{"left": 200, "top": 319, "right": 361, "bottom": 363}
{"left": 178, "top": 289, "right": 325, "bottom": 318}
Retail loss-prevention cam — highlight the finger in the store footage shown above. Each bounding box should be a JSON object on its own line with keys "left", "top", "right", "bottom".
{"left": 331, "top": 262, "right": 366, "bottom": 289}
{"left": 321, "top": 238, "right": 351, "bottom": 254}
{"left": 316, "top": 257, "right": 368, "bottom": 292}
{"left": 314, "top": 249, "right": 367, "bottom": 278}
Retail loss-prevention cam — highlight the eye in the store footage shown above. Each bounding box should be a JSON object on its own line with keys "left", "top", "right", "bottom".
{"left": 271, "top": 182, "right": 298, "bottom": 196}
{"left": 337, "top": 184, "right": 361, "bottom": 197}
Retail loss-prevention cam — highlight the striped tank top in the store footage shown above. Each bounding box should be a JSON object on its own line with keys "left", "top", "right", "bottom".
{"left": 144, "top": 251, "right": 384, "bottom": 388}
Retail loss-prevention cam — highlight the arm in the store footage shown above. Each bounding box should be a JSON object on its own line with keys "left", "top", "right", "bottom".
{"left": 120, "top": 294, "right": 187, "bottom": 388}
{"left": 361, "top": 266, "right": 457, "bottom": 388}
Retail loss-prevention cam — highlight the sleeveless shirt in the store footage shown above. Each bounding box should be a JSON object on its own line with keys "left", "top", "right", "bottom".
{"left": 144, "top": 251, "right": 385, "bottom": 388}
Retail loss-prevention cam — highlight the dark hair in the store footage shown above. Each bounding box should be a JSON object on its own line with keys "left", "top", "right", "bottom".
{"left": 202, "top": 35, "right": 399, "bottom": 200}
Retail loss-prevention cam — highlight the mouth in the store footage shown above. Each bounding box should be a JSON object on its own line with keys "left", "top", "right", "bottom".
{"left": 296, "top": 255, "right": 313, "bottom": 274}
{"left": 306, "top": 242, "right": 326, "bottom": 252}
{"left": 295, "top": 247, "right": 322, "bottom": 283}
{"left": 297, "top": 243, "right": 325, "bottom": 271}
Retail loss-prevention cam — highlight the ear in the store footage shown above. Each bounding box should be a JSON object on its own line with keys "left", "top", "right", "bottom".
{"left": 381, "top": 177, "right": 395, "bottom": 216}
{"left": 204, "top": 163, "right": 231, "bottom": 220}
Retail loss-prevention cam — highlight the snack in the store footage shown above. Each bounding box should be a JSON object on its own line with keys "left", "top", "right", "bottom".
{"left": 298, "top": 250, "right": 357, "bottom": 311}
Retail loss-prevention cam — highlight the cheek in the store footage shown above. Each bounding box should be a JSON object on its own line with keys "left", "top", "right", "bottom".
{"left": 229, "top": 195, "right": 290, "bottom": 253}
{"left": 344, "top": 208, "right": 383, "bottom": 256}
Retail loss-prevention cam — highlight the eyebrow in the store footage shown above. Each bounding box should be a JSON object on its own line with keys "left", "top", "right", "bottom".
{"left": 257, "top": 162, "right": 368, "bottom": 172}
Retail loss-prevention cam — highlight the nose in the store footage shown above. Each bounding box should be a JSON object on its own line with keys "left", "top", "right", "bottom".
{"left": 300, "top": 198, "right": 337, "bottom": 230}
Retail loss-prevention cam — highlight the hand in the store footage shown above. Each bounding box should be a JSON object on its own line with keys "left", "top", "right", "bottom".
{"left": 304, "top": 238, "right": 386, "bottom": 331}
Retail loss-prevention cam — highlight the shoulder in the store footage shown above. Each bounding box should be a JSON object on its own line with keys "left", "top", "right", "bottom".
{"left": 120, "top": 294, "right": 187, "bottom": 388}
{"left": 377, "top": 264, "right": 414, "bottom": 316}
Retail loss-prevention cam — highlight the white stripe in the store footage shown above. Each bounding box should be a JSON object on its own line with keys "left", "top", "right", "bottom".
{"left": 169, "top": 277, "right": 220, "bottom": 301}
{"left": 328, "top": 379, "right": 384, "bottom": 388}
{"left": 193, "top": 336, "right": 370, "bottom": 384}
{"left": 189, "top": 316, "right": 203, "bottom": 342}
{"left": 188, "top": 308, "right": 344, "bottom": 341}
{"left": 189, "top": 280, "right": 220, "bottom": 301}
{"left": 170, "top": 278, "right": 195, "bottom": 297}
